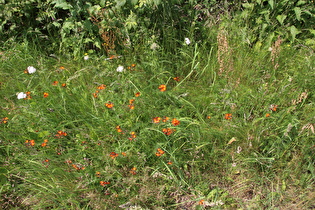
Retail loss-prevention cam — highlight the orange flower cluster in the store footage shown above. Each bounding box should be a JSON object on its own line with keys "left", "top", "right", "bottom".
{"left": 1, "top": 117, "right": 8, "bottom": 124}
{"left": 72, "top": 164, "right": 85, "bottom": 170}
{"left": 158, "top": 84, "right": 166, "bottom": 92}
{"left": 55, "top": 130, "right": 67, "bottom": 138}
{"left": 110, "top": 152, "right": 118, "bottom": 159}
{"left": 173, "top": 77, "right": 180, "bottom": 82}
{"left": 224, "top": 113, "right": 232, "bottom": 120}
{"left": 41, "top": 139, "right": 48, "bottom": 147}
{"left": 43, "top": 92, "right": 49, "bottom": 98}
{"left": 100, "top": 181, "right": 110, "bottom": 186}
{"left": 270, "top": 104, "right": 278, "bottom": 112}
{"left": 105, "top": 101, "right": 114, "bottom": 109}
{"left": 155, "top": 148, "right": 165, "bottom": 156}
{"left": 128, "top": 132, "right": 136, "bottom": 141}
{"left": 130, "top": 167, "right": 137, "bottom": 175}
{"left": 152, "top": 116, "right": 169, "bottom": 124}
{"left": 25, "top": 139, "right": 35, "bottom": 146}
{"left": 128, "top": 99, "right": 135, "bottom": 110}
{"left": 93, "top": 84, "right": 106, "bottom": 98}
{"left": 51, "top": 81, "right": 67, "bottom": 87}
{"left": 266, "top": 113, "right": 271, "bottom": 117}
{"left": 162, "top": 128, "right": 175, "bottom": 135}
{"left": 116, "top": 125, "right": 123, "bottom": 133}
{"left": 171, "top": 118, "right": 180, "bottom": 126}
{"left": 25, "top": 91, "right": 31, "bottom": 100}
{"left": 127, "top": 63, "right": 137, "bottom": 71}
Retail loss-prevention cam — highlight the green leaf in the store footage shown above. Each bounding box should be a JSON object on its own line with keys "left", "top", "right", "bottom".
{"left": 294, "top": 7, "right": 302, "bottom": 21}
{"left": 268, "top": 0, "right": 274, "bottom": 10}
{"left": 52, "top": 0, "right": 72, "bottom": 10}
{"left": 276, "top": 15, "right": 287, "bottom": 25}
{"left": 290, "top": 25, "right": 301, "bottom": 41}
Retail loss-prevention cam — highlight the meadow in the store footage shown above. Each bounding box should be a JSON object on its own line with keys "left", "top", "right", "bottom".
{"left": 1, "top": 1, "right": 315, "bottom": 209}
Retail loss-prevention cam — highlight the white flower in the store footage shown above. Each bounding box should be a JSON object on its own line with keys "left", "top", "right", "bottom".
{"left": 27, "top": 66, "right": 36, "bottom": 74}
{"left": 184, "top": 38, "right": 191, "bottom": 45}
{"left": 84, "top": 55, "right": 89, "bottom": 60}
{"left": 17, "top": 92, "right": 27, "bottom": 99}
{"left": 116, "top": 65, "right": 124, "bottom": 72}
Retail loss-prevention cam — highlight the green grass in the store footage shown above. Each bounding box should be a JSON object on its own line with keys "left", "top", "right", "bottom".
{"left": 1, "top": 37, "right": 314, "bottom": 209}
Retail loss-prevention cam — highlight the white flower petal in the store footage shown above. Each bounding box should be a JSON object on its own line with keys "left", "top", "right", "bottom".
{"left": 116, "top": 65, "right": 124, "bottom": 72}
{"left": 27, "top": 66, "right": 36, "bottom": 74}
{"left": 17, "top": 92, "right": 27, "bottom": 99}
{"left": 184, "top": 38, "right": 191, "bottom": 45}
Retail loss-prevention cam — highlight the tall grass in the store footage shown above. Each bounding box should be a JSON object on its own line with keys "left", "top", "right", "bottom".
{"left": 1, "top": 29, "right": 314, "bottom": 209}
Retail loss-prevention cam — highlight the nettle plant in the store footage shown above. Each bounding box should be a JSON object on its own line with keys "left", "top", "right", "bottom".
{"left": 231, "top": 0, "right": 315, "bottom": 48}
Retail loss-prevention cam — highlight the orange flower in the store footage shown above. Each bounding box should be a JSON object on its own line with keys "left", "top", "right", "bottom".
{"left": 55, "top": 130, "right": 67, "bottom": 138}
{"left": 100, "top": 181, "right": 110, "bottom": 186}
{"left": 52, "top": 81, "right": 58, "bottom": 86}
{"left": 110, "top": 152, "right": 118, "bottom": 159}
{"left": 131, "top": 64, "right": 136, "bottom": 68}
{"left": 44, "top": 159, "right": 49, "bottom": 162}
{"left": 173, "top": 77, "right": 180, "bottom": 82}
{"left": 206, "top": 116, "right": 211, "bottom": 119}
{"left": 265, "top": 113, "right": 271, "bottom": 117}
{"left": 199, "top": 200, "right": 205, "bottom": 205}
{"left": 59, "top": 66, "right": 65, "bottom": 70}
{"left": 128, "top": 104, "right": 135, "bottom": 110}
{"left": 116, "top": 125, "right": 123, "bottom": 133}
{"left": 97, "top": 84, "right": 106, "bottom": 90}
{"left": 61, "top": 83, "right": 67, "bottom": 87}
{"left": 25, "top": 91, "right": 31, "bottom": 99}
{"left": 1, "top": 117, "right": 8, "bottom": 124}
{"left": 93, "top": 93, "right": 98, "bottom": 98}
{"left": 25, "top": 139, "right": 35, "bottom": 146}
{"left": 105, "top": 102, "right": 114, "bottom": 108}
{"left": 128, "top": 131, "right": 136, "bottom": 140}
{"left": 121, "top": 152, "right": 127, "bottom": 156}
{"left": 171, "top": 118, "right": 180, "bottom": 126}
{"left": 129, "top": 99, "right": 135, "bottom": 104}
{"left": 162, "top": 128, "right": 175, "bottom": 135}
{"left": 167, "top": 161, "right": 172, "bottom": 165}
{"left": 156, "top": 148, "right": 165, "bottom": 156}
{"left": 135, "top": 92, "right": 141, "bottom": 97}
{"left": 270, "top": 104, "right": 278, "bottom": 112}
{"left": 41, "top": 142, "right": 47, "bottom": 147}
{"left": 95, "top": 171, "right": 101, "bottom": 177}
{"left": 224, "top": 113, "right": 232, "bottom": 120}
{"left": 153, "top": 117, "right": 161, "bottom": 123}
{"left": 43, "top": 92, "right": 49, "bottom": 98}
{"left": 130, "top": 167, "right": 137, "bottom": 175}
{"left": 158, "top": 84, "right": 166, "bottom": 92}
{"left": 162, "top": 116, "right": 169, "bottom": 122}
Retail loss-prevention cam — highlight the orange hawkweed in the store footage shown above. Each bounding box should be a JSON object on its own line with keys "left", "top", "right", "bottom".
{"left": 116, "top": 125, "right": 123, "bottom": 133}
{"left": 100, "top": 181, "right": 110, "bottom": 186}
{"left": 105, "top": 102, "right": 114, "bottom": 108}
{"left": 1, "top": 117, "right": 8, "bottom": 124}
{"left": 25, "top": 91, "right": 31, "bottom": 99}
{"left": 129, "top": 99, "right": 135, "bottom": 104}
{"left": 153, "top": 117, "right": 161, "bottom": 123}
{"left": 158, "top": 84, "right": 166, "bottom": 92}
{"left": 52, "top": 81, "right": 58, "bottom": 86}
{"left": 55, "top": 130, "right": 67, "bottom": 138}
{"left": 61, "top": 83, "right": 67, "bottom": 87}
{"left": 97, "top": 84, "right": 106, "bottom": 90}
{"left": 162, "top": 128, "right": 175, "bottom": 135}
{"left": 224, "top": 113, "right": 232, "bottom": 120}
{"left": 135, "top": 92, "right": 141, "bottom": 97}
{"left": 96, "top": 171, "right": 101, "bottom": 177}
{"left": 265, "top": 113, "right": 271, "bottom": 117}
{"left": 171, "top": 118, "right": 180, "bottom": 126}
{"left": 270, "top": 104, "right": 278, "bottom": 112}
{"left": 25, "top": 139, "right": 35, "bottom": 146}
{"left": 173, "top": 77, "right": 180, "bottom": 82}
{"left": 131, "top": 63, "right": 136, "bottom": 68}
{"left": 130, "top": 167, "right": 137, "bottom": 175}
{"left": 43, "top": 92, "right": 49, "bottom": 98}
{"left": 162, "top": 116, "right": 169, "bottom": 123}
{"left": 59, "top": 66, "right": 65, "bottom": 70}
{"left": 110, "top": 152, "right": 118, "bottom": 159}
{"left": 155, "top": 148, "right": 165, "bottom": 156}
{"left": 93, "top": 92, "right": 98, "bottom": 98}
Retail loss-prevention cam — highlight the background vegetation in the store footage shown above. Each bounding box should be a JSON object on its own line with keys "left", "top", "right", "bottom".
{"left": 1, "top": 0, "right": 314, "bottom": 209}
